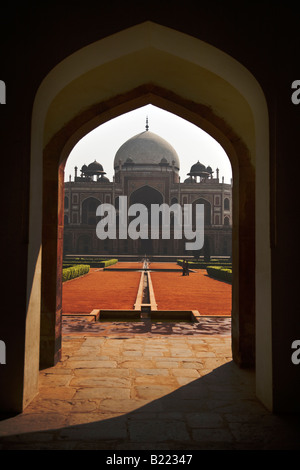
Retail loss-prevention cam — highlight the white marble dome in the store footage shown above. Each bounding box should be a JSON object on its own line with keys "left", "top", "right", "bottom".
{"left": 113, "top": 130, "right": 180, "bottom": 171}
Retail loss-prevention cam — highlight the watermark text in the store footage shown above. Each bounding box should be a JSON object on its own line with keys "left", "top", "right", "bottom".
{"left": 291, "top": 80, "right": 300, "bottom": 105}
{"left": 96, "top": 197, "right": 204, "bottom": 250}
{"left": 0, "top": 80, "right": 6, "bottom": 104}
{"left": 291, "top": 340, "right": 300, "bottom": 365}
{"left": 0, "top": 340, "right": 6, "bottom": 364}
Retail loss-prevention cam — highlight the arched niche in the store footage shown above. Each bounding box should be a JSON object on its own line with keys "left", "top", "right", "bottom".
{"left": 130, "top": 185, "right": 164, "bottom": 208}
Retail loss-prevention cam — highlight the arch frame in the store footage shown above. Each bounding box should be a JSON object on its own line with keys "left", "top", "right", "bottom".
{"left": 25, "top": 22, "right": 272, "bottom": 411}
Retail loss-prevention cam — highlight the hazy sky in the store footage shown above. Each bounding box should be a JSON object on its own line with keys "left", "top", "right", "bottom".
{"left": 64, "top": 104, "right": 232, "bottom": 184}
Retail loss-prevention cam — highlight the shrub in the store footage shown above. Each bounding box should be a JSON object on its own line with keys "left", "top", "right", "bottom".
{"left": 63, "top": 257, "right": 118, "bottom": 268}
{"left": 177, "top": 259, "right": 232, "bottom": 269}
{"left": 100, "top": 258, "right": 118, "bottom": 268}
{"left": 206, "top": 266, "right": 232, "bottom": 283}
{"left": 62, "top": 264, "right": 90, "bottom": 282}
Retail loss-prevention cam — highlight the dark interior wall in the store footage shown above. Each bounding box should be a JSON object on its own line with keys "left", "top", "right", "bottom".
{"left": 271, "top": 48, "right": 300, "bottom": 410}
{"left": 0, "top": 1, "right": 299, "bottom": 412}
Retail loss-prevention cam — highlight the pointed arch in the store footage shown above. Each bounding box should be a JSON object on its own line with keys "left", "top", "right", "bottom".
{"left": 129, "top": 185, "right": 164, "bottom": 208}
{"left": 192, "top": 197, "right": 212, "bottom": 226}
{"left": 81, "top": 196, "right": 101, "bottom": 225}
{"left": 24, "top": 22, "right": 272, "bottom": 412}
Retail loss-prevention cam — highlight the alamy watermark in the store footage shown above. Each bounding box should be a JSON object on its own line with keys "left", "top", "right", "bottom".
{"left": 0, "top": 340, "right": 6, "bottom": 364}
{"left": 291, "top": 340, "right": 300, "bottom": 365}
{"left": 0, "top": 80, "right": 6, "bottom": 104}
{"left": 95, "top": 197, "right": 204, "bottom": 250}
{"left": 291, "top": 80, "right": 300, "bottom": 105}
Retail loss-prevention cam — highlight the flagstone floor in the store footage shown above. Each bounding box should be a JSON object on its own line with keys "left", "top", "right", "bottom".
{"left": 0, "top": 317, "right": 299, "bottom": 450}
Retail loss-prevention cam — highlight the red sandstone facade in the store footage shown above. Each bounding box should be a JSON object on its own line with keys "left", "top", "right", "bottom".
{"left": 64, "top": 128, "right": 232, "bottom": 256}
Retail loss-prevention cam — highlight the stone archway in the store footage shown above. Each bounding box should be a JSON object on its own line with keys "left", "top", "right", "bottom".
{"left": 129, "top": 185, "right": 164, "bottom": 255}
{"left": 26, "top": 22, "right": 271, "bottom": 412}
{"left": 42, "top": 85, "right": 253, "bottom": 370}
{"left": 192, "top": 197, "right": 212, "bottom": 226}
{"left": 81, "top": 197, "right": 101, "bottom": 225}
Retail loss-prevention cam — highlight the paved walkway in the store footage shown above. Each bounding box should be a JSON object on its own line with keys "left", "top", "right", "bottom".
{"left": 1, "top": 263, "right": 298, "bottom": 450}
{"left": 0, "top": 318, "right": 299, "bottom": 450}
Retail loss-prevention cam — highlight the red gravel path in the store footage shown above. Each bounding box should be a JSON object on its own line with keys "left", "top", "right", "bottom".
{"left": 148, "top": 263, "right": 181, "bottom": 270}
{"left": 62, "top": 263, "right": 231, "bottom": 316}
{"left": 151, "top": 269, "right": 231, "bottom": 315}
{"left": 62, "top": 269, "right": 141, "bottom": 313}
{"left": 105, "top": 262, "right": 143, "bottom": 269}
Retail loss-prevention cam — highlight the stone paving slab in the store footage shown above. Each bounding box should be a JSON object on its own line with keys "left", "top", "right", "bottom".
{"left": 0, "top": 321, "right": 299, "bottom": 450}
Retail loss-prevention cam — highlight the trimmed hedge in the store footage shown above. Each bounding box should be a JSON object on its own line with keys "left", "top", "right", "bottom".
{"left": 63, "top": 257, "right": 118, "bottom": 268}
{"left": 206, "top": 266, "right": 232, "bottom": 283}
{"left": 62, "top": 264, "right": 90, "bottom": 282}
{"left": 177, "top": 259, "right": 232, "bottom": 269}
{"left": 100, "top": 258, "right": 118, "bottom": 268}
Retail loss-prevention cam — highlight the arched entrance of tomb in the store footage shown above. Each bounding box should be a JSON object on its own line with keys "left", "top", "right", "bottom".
{"left": 26, "top": 22, "right": 272, "bottom": 412}
{"left": 130, "top": 185, "right": 164, "bottom": 208}
{"left": 82, "top": 197, "right": 101, "bottom": 225}
{"left": 192, "top": 197, "right": 211, "bottom": 226}
{"left": 129, "top": 185, "right": 164, "bottom": 255}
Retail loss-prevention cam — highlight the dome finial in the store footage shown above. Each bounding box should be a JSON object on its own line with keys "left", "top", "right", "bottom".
{"left": 145, "top": 116, "right": 149, "bottom": 131}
